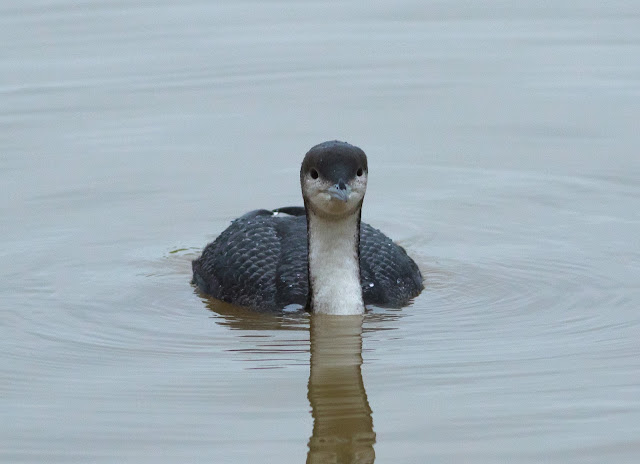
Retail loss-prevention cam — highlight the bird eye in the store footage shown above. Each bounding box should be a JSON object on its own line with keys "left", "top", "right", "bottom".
{"left": 356, "top": 168, "right": 363, "bottom": 177}
{"left": 310, "top": 169, "right": 319, "bottom": 179}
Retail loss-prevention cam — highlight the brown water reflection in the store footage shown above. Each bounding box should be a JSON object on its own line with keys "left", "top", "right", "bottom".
{"left": 308, "top": 315, "right": 375, "bottom": 464}
{"left": 205, "top": 299, "right": 376, "bottom": 462}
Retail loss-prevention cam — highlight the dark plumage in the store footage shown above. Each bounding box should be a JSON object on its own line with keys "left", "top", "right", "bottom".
{"left": 301, "top": 141, "right": 367, "bottom": 186}
{"left": 192, "top": 208, "right": 423, "bottom": 311}
{"left": 192, "top": 140, "right": 424, "bottom": 313}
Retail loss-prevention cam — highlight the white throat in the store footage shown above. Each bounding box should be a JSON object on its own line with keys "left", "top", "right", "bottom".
{"left": 307, "top": 209, "right": 364, "bottom": 315}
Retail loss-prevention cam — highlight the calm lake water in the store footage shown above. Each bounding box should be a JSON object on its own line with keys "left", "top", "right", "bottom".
{"left": 2, "top": 1, "right": 640, "bottom": 462}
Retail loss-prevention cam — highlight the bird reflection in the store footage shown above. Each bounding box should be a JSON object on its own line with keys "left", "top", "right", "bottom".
{"left": 203, "top": 299, "right": 376, "bottom": 462}
{"left": 307, "top": 315, "right": 375, "bottom": 463}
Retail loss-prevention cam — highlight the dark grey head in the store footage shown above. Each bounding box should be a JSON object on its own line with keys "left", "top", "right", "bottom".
{"left": 300, "top": 141, "right": 369, "bottom": 218}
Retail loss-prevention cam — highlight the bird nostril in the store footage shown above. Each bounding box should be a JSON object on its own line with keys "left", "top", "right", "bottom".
{"left": 338, "top": 180, "right": 346, "bottom": 190}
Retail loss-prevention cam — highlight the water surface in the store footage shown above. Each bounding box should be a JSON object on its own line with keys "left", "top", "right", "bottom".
{"left": 2, "top": 1, "right": 640, "bottom": 462}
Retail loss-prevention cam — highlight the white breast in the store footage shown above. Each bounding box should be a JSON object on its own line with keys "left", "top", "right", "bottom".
{"left": 307, "top": 211, "right": 364, "bottom": 315}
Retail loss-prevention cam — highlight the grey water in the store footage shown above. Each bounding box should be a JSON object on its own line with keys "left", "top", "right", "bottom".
{"left": 2, "top": 1, "right": 640, "bottom": 462}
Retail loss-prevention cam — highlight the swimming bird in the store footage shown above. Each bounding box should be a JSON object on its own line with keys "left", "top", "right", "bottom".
{"left": 192, "top": 141, "right": 423, "bottom": 315}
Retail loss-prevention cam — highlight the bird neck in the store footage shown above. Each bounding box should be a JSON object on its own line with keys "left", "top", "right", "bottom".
{"left": 306, "top": 208, "right": 364, "bottom": 315}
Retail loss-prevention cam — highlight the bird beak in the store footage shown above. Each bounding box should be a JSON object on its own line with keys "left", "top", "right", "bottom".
{"left": 327, "top": 183, "right": 351, "bottom": 202}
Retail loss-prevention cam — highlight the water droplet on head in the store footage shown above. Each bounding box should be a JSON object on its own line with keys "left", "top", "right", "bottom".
{"left": 369, "top": 282, "right": 374, "bottom": 287}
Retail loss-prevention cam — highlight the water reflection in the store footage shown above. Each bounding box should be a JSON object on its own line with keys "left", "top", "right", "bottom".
{"left": 204, "top": 299, "right": 376, "bottom": 463}
{"left": 205, "top": 298, "right": 309, "bottom": 332}
{"left": 307, "top": 315, "right": 375, "bottom": 463}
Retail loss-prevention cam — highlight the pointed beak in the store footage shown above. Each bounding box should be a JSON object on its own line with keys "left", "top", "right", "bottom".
{"left": 327, "top": 182, "right": 351, "bottom": 202}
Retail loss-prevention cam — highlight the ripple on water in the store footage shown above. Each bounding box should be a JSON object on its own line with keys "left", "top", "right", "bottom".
{"left": 1, "top": 166, "right": 637, "bottom": 464}
{"left": 361, "top": 165, "right": 640, "bottom": 437}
